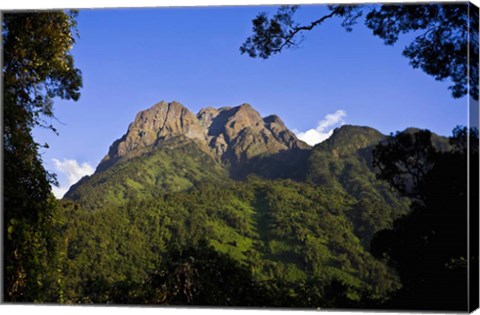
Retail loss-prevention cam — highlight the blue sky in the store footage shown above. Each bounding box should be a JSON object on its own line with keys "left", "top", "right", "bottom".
{"left": 31, "top": 5, "right": 471, "bottom": 197}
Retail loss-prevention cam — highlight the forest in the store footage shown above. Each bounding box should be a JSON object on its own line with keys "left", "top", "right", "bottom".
{"left": 3, "top": 5, "right": 479, "bottom": 312}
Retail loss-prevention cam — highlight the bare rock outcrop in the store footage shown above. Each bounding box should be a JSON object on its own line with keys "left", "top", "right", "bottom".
{"left": 97, "top": 100, "right": 310, "bottom": 172}
{"left": 97, "top": 101, "right": 208, "bottom": 171}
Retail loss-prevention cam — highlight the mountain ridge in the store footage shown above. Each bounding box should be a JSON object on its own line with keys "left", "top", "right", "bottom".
{"left": 59, "top": 100, "right": 441, "bottom": 305}
{"left": 66, "top": 101, "right": 449, "bottom": 204}
{"left": 96, "top": 101, "right": 310, "bottom": 173}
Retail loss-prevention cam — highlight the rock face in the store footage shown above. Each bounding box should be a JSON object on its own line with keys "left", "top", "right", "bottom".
{"left": 198, "top": 104, "right": 309, "bottom": 164}
{"left": 97, "top": 100, "right": 310, "bottom": 172}
{"left": 97, "top": 101, "right": 208, "bottom": 171}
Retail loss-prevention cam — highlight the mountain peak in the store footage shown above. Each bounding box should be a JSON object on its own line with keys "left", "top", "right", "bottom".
{"left": 97, "top": 100, "right": 309, "bottom": 172}
{"left": 331, "top": 124, "right": 383, "bottom": 137}
{"left": 315, "top": 124, "right": 385, "bottom": 157}
{"left": 97, "top": 101, "right": 207, "bottom": 171}
{"left": 238, "top": 103, "right": 253, "bottom": 108}
{"left": 197, "top": 107, "right": 220, "bottom": 129}
{"left": 263, "top": 114, "right": 282, "bottom": 124}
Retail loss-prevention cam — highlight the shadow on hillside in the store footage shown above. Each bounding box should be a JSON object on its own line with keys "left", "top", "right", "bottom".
{"left": 208, "top": 107, "right": 239, "bottom": 136}
{"left": 228, "top": 148, "right": 311, "bottom": 181}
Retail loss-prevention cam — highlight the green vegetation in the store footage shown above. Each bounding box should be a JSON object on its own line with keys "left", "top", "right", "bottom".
{"left": 3, "top": 11, "right": 82, "bottom": 302}
{"left": 57, "top": 124, "right": 476, "bottom": 310}
{"left": 370, "top": 127, "right": 478, "bottom": 311}
{"left": 4, "top": 7, "right": 474, "bottom": 311}
{"left": 65, "top": 139, "right": 228, "bottom": 210}
{"left": 57, "top": 176, "right": 402, "bottom": 305}
{"left": 307, "top": 125, "right": 410, "bottom": 247}
{"left": 54, "top": 125, "right": 415, "bottom": 307}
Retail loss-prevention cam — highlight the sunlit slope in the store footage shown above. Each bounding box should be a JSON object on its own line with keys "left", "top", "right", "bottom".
{"left": 306, "top": 125, "right": 410, "bottom": 246}
{"left": 58, "top": 102, "right": 430, "bottom": 304}
{"left": 59, "top": 177, "right": 400, "bottom": 303}
{"left": 65, "top": 138, "right": 228, "bottom": 210}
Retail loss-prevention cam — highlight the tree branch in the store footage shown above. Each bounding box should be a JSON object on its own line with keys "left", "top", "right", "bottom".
{"left": 276, "top": 7, "right": 342, "bottom": 53}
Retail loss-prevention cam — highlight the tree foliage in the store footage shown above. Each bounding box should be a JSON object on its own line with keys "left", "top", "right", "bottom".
{"left": 57, "top": 175, "right": 400, "bottom": 305}
{"left": 54, "top": 126, "right": 413, "bottom": 306}
{"left": 370, "top": 127, "right": 478, "bottom": 311}
{"left": 372, "top": 129, "right": 438, "bottom": 200}
{"left": 3, "top": 11, "right": 82, "bottom": 301}
{"left": 241, "top": 3, "right": 479, "bottom": 100}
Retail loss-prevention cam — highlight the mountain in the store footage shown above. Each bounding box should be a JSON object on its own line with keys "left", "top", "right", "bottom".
{"left": 95, "top": 101, "right": 309, "bottom": 172}
{"left": 314, "top": 125, "right": 385, "bottom": 157}
{"left": 65, "top": 101, "right": 311, "bottom": 206}
{"left": 307, "top": 125, "right": 410, "bottom": 247}
{"left": 58, "top": 100, "right": 435, "bottom": 306}
{"left": 96, "top": 101, "right": 209, "bottom": 172}
{"left": 65, "top": 139, "right": 229, "bottom": 210}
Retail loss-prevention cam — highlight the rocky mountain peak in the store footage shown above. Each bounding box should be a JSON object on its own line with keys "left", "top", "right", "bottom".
{"left": 197, "top": 107, "right": 220, "bottom": 129}
{"left": 129, "top": 101, "right": 206, "bottom": 143}
{"left": 97, "top": 101, "right": 207, "bottom": 171}
{"left": 263, "top": 114, "right": 283, "bottom": 125}
{"left": 97, "top": 100, "right": 310, "bottom": 172}
{"left": 221, "top": 104, "right": 264, "bottom": 141}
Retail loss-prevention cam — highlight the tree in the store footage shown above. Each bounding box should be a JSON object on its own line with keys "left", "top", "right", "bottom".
{"left": 131, "top": 242, "right": 268, "bottom": 306}
{"left": 370, "top": 127, "right": 478, "bottom": 311}
{"left": 3, "top": 11, "right": 82, "bottom": 301}
{"left": 241, "top": 3, "right": 479, "bottom": 100}
{"left": 372, "top": 129, "right": 437, "bottom": 200}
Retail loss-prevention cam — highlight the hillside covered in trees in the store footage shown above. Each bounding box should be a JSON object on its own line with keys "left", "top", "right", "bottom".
{"left": 45, "top": 101, "right": 435, "bottom": 307}
{"left": 4, "top": 6, "right": 477, "bottom": 312}
{"left": 5, "top": 97, "right": 476, "bottom": 311}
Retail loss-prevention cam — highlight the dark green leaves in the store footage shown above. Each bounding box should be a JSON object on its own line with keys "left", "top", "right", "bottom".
{"left": 372, "top": 129, "right": 438, "bottom": 199}
{"left": 240, "top": 6, "right": 300, "bottom": 59}
{"left": 3, "top": 11, "right": 82, "bottom": 301}
{"left": 366, "top": 4, "right": 476, "bottom": 99}
{"left": 370, "top": 127, "right": 477, "bottom": 311}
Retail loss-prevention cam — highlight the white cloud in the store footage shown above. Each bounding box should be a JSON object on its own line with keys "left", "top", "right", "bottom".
{"left": 295, "top": 109, "right": 346, "bottom": 146}
{"left": 51, "top": 158, "right": 94, "bottom": 198}
{"left": 51, "top": 185, "right": 69, "bottom": 200}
